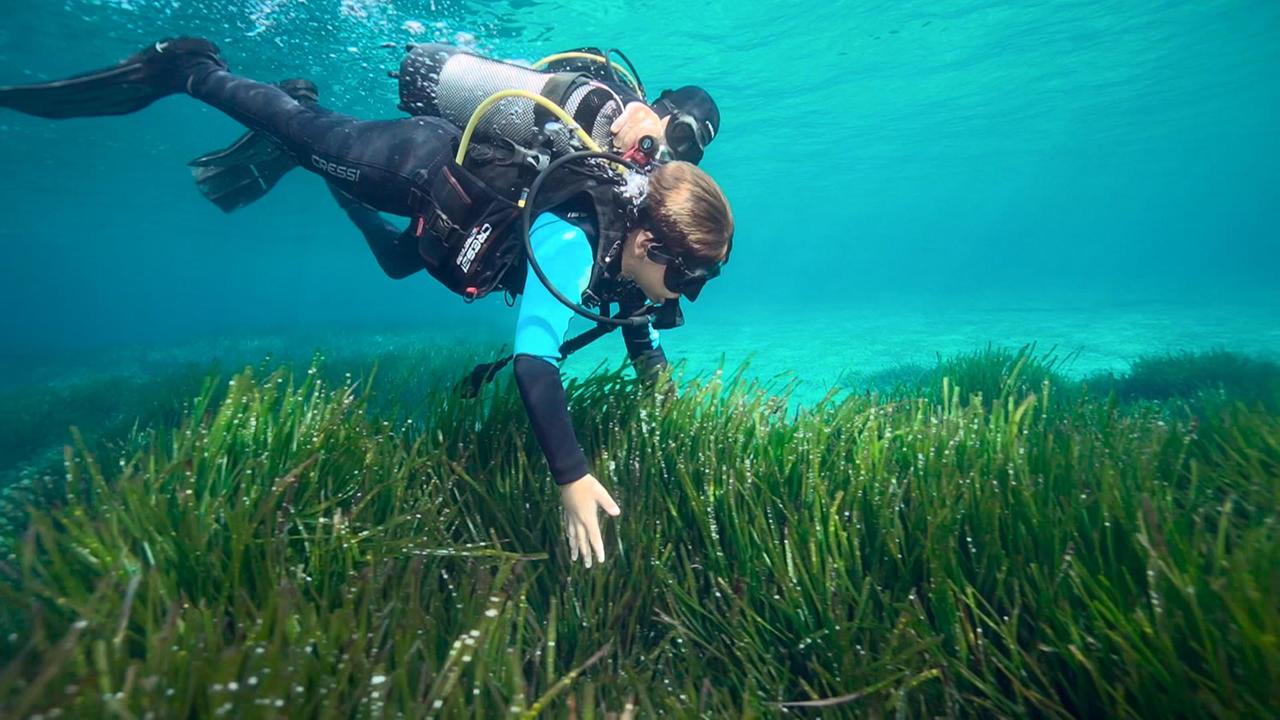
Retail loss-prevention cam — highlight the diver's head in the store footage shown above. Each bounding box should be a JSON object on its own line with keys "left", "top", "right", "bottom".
{"left": 651, "top": 86, "right": 719, "bottom": 164}
{"left": 621, "top": 161, "right": 733, "bottom": 303}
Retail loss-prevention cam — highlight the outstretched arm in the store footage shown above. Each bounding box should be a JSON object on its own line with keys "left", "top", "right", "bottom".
{"left": 513, "top": 214, "right": 596, "bottom": 484}
{"left": 514, "top": 213, "right": 622, "bottom": 567}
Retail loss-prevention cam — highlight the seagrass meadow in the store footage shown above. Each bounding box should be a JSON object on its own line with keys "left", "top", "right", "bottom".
{"left": 0, "top": 343, "right": 1276, "bottom": 718}
{"left": 2, "top": 0, "right": 1279, "bottom": 716}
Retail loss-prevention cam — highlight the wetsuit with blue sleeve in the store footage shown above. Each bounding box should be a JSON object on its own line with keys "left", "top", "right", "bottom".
{"left": 513, "top": 210, "right": 664, "bottom": 485}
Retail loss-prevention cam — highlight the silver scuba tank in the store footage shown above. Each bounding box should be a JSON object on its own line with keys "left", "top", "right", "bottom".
{"left": 397, "top": 43, "right": 623, "bottom": 156}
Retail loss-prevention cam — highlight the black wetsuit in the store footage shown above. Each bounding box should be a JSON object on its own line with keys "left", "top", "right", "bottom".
{"left": 190, "top": 68, "right": 456, "bottom": 215}
{"left": 186, "top": 63, "right": 667, "bottom": 486}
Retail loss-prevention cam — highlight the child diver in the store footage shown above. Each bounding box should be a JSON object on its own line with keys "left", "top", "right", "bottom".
{"left": 0, "top": 37, "right": 734, "bottom": 568}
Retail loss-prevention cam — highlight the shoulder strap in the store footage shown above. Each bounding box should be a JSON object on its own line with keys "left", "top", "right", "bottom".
{"left": 533, "top": 72, "right": 591, "bottom": 133}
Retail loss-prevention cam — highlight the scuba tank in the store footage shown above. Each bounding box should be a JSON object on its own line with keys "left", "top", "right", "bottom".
{"left": 397, "top": 43, "right": 623, "bottom": 158}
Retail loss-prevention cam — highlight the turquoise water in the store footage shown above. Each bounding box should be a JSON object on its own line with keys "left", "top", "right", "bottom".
{"left": 0, "top": 1, "right": 1277, "bottom": 387}
{"left": 3, "top": 6, "right": 1280, "bottom": 713}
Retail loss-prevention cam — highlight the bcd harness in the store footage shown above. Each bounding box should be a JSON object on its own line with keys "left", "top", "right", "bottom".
{"left": 396, "top": 78, "right": 677, "bottom": 397}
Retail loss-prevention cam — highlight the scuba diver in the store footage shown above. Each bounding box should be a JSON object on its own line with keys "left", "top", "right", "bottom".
{"left": 185, "top": 44, "right": 722, "bottom": 398}
{"left": 190, "top": 46, "right": 720, "bottom": 214}
{"left": 0, "top": 37, "right": 734, "bottom": 569}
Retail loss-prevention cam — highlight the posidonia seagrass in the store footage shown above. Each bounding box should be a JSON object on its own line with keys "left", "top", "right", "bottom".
{"left": 1, "top": 345, "right": 1277, "bottom": 718}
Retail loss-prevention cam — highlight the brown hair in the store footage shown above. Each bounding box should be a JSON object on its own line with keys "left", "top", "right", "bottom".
{"left": 642, "top": 161, "right": 734, "bottom": 266}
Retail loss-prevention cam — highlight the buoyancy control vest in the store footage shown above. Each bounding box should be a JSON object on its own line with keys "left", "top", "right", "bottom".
{"left": 408, "top": 139, "right": 669, "bottom": 399}
{"left": 401, "top": 140, "right": 634, "bottom": 307}
{"left": 392, "top": 44, "right": 639, "bottom": 309}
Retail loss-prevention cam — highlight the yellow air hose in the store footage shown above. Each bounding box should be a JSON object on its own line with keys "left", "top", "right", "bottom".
{"left": 455, "top": 89, "right": 603, "bottom": 165}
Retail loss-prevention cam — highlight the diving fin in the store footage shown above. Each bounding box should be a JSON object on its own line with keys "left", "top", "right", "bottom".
{"left": 187, "top": 78, "right": 319, "bottom": 213}
{"left": 0, "top": 37, "right": 225, "bottom": 119}
{"left": 188, "top": 131, "right": 299, "bottom": 213}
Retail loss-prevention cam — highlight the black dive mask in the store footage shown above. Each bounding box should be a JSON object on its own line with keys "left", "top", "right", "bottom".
{"left": 654, "top": 92, "right": 716, "bottom": 164}
{"left": 644, "top": 242, "right": 722, "bottom": 302}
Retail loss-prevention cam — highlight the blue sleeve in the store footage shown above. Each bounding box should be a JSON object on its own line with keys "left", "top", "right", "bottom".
{"left": 514, "top": 213, "right": 595, "bottom": 362}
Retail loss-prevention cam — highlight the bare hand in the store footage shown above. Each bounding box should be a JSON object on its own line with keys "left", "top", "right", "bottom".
{"left": 610, "top": 101, "right": 664, "bottom": 154}
{"left": 559, "top": 473, "right": 621, "bottom": 568}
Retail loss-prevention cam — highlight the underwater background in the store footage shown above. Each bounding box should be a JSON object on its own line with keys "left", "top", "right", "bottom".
{"left": 1, "top": 1, "right": 1279, "bottom": 717}
{"left": 0, "top": 0, "right": 1277, "bottom": 391}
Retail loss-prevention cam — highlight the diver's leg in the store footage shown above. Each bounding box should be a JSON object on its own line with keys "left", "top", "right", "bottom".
{"left": 1, "top": 37, "right": 457, "bottom": 218}
{"left": 326, "top": 182, "right": 425, "bottom": 279}
{"left": 186, "top": 67, "right": 460, "bottom": 217}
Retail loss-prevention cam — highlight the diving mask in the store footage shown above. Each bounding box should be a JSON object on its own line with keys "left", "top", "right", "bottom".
{"left": 652, "top": 87, "right": 719, "bottom": 164}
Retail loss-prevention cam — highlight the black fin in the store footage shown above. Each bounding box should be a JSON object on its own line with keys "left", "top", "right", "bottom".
{"left": 188, "top": 131, "right": 299, "bottom": 213}
{"left": 0, "top": 38, "right": 223, "bottom": 119}
{"left": 185, "top": 77, "right": 319, "bottom": 213}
